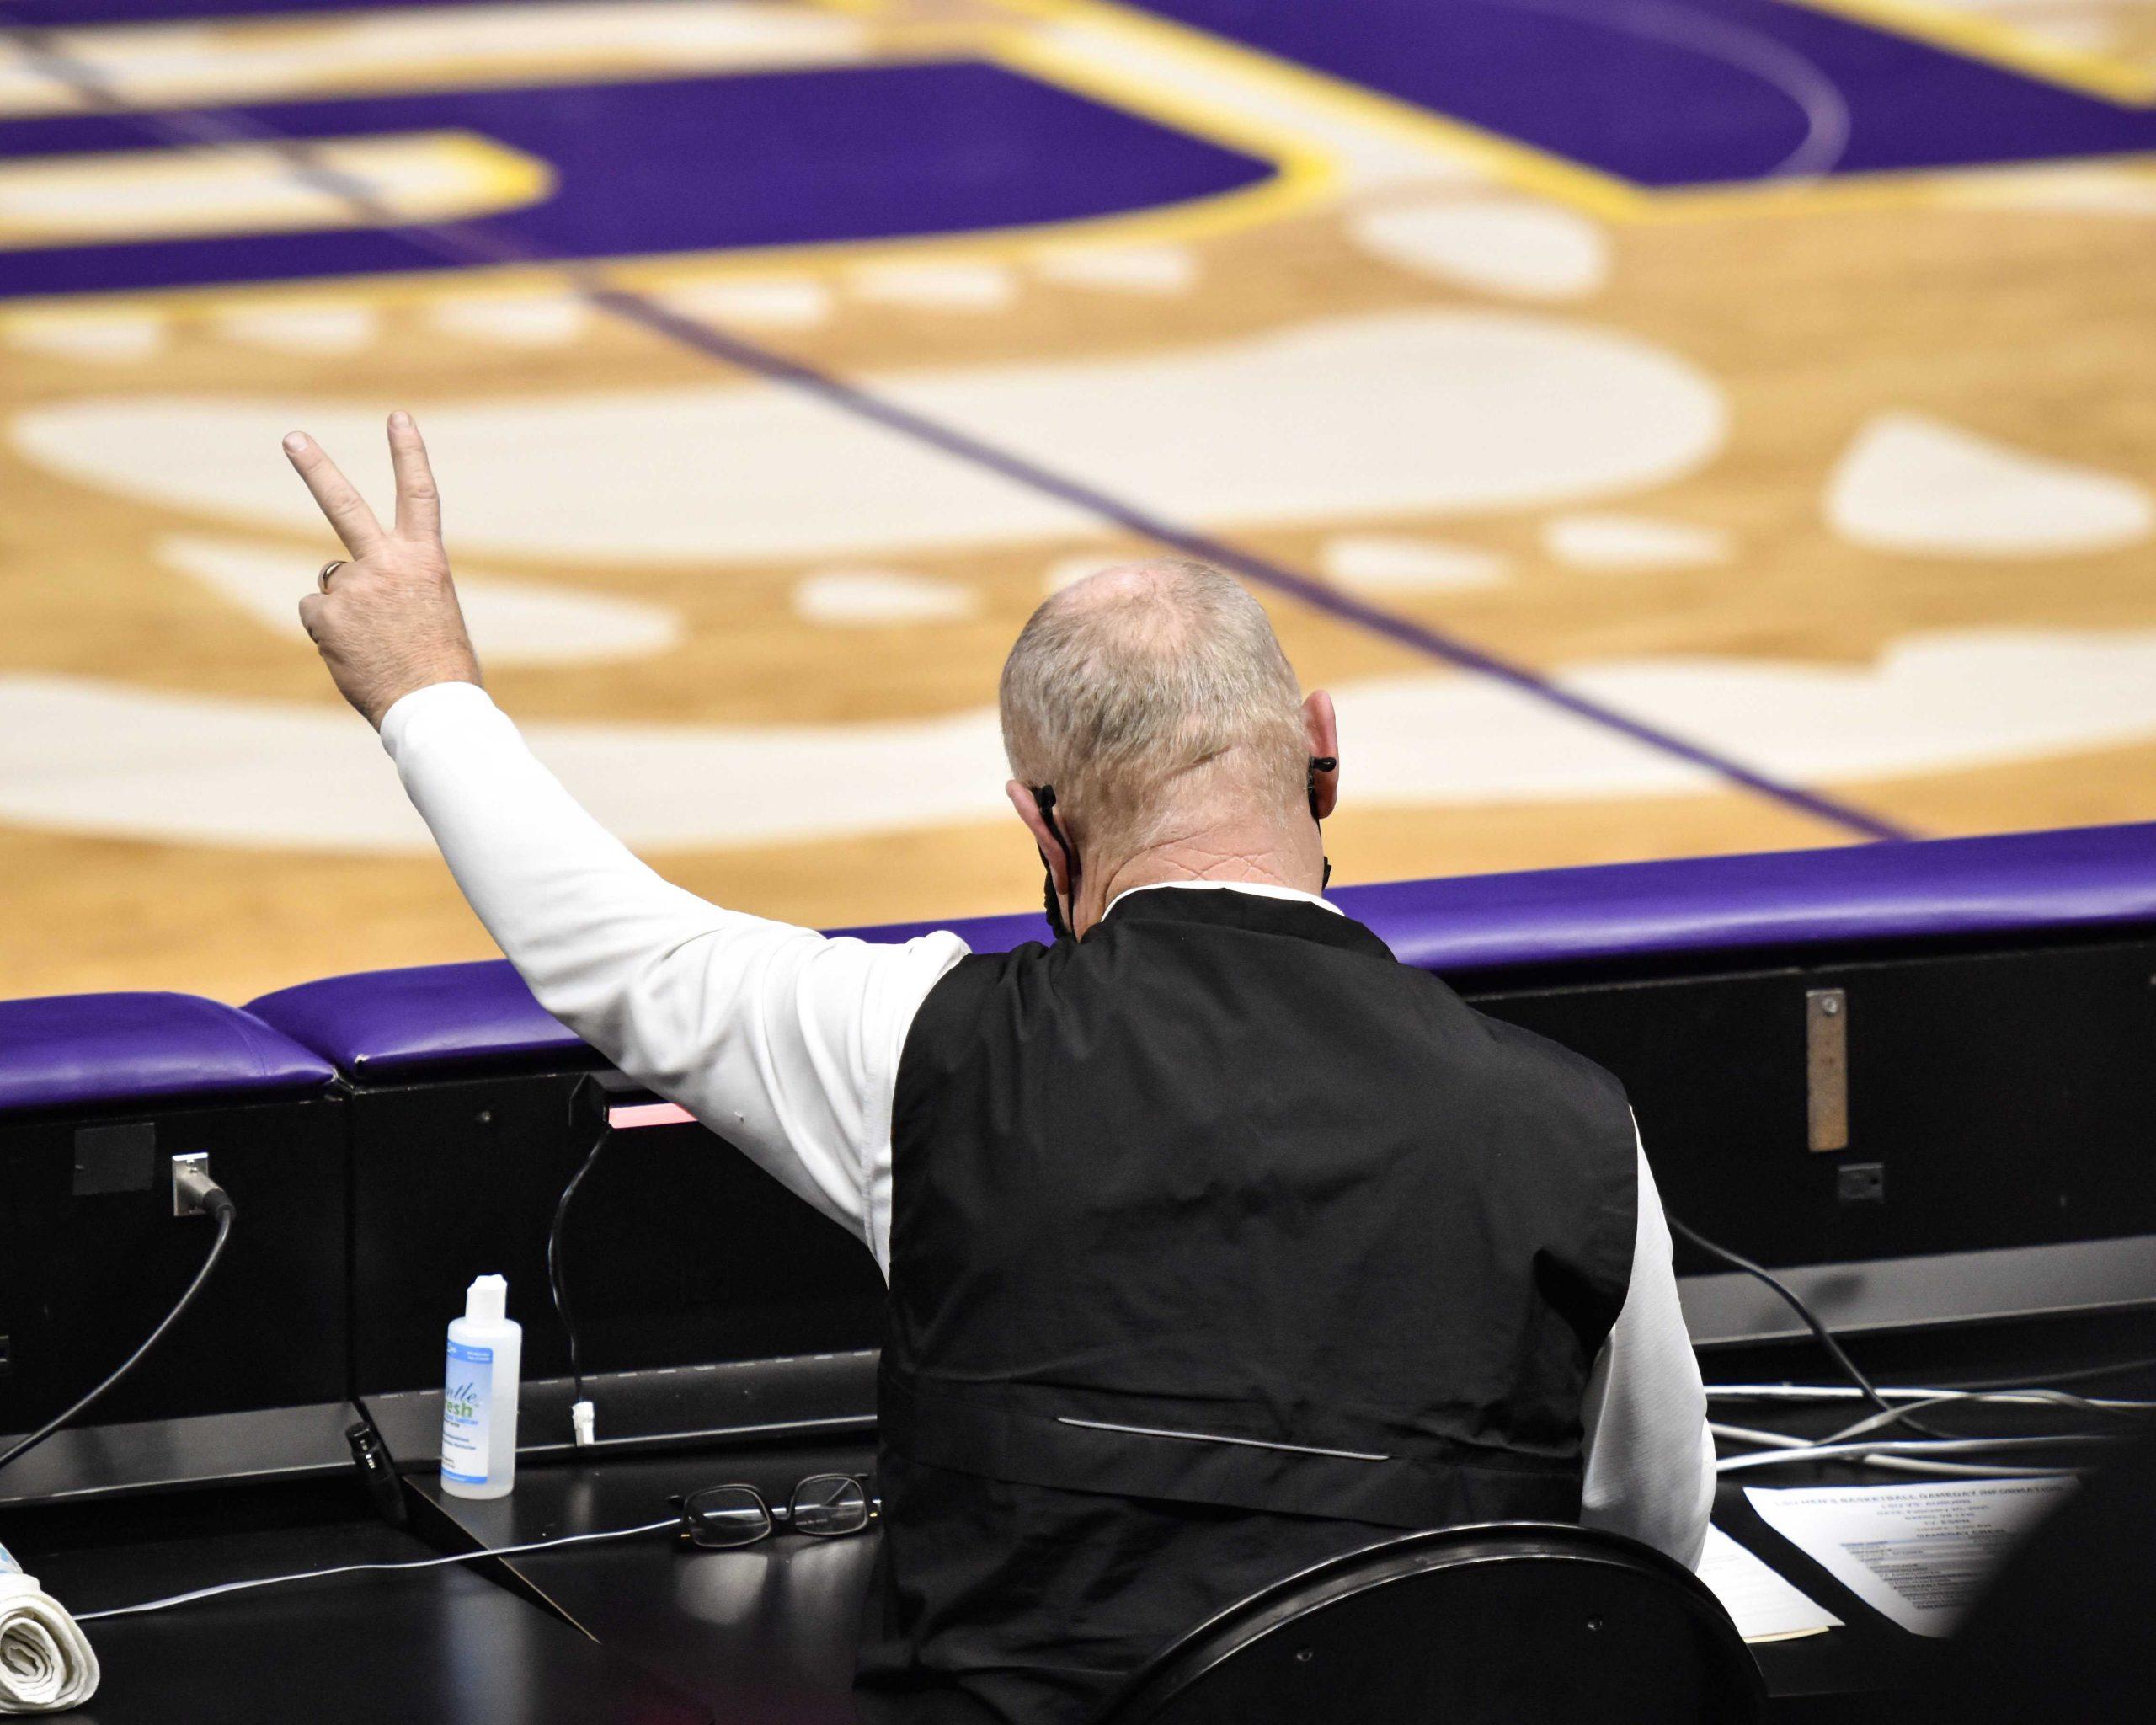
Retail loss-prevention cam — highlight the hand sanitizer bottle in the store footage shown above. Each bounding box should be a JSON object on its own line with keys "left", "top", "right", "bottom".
{"left": 440, "top": 1274, "right": 521, "bottom": 1499}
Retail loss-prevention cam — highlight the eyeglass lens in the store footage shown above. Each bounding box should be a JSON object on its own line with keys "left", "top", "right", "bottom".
{"left": 681, "top": 1486, "right": 771, "bottom": 1549}
{"left": 788, "top": 1473, "right": 870, "bottom": 1538}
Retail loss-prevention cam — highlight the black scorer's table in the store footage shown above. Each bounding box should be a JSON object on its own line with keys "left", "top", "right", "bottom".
{"left": 410, "top": 1438, "right": 1941, "bottom": 1724}
{"left": 17, "top": 1507, "right": 709, "bottom": 1725}
{"left": 0, "top": 1450, "right": 1969, "bottom": 1725}
{"left": 37, "top": 1316, "right": 2139, "bottom": 1725}
{"left": 412, "top": 1439, "right": 882, "bottom": 1725}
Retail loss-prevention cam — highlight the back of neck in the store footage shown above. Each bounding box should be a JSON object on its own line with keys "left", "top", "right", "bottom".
{"left": 1077, "top": 821, "right": 1324, "bottom": 935}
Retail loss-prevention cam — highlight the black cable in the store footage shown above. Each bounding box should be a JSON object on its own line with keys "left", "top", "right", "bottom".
{"left": 547, "top": 1121, "right": 610, "bottom": 1406}
{"left": 0, "top": 1184, "right": 236, "bottom": 1476}
{"left": 1679, "top": 1215, "right": 2156, "bottom": 1474}
{"left": 1668, "top": 1210, "right": 1955, "bottom": 1440}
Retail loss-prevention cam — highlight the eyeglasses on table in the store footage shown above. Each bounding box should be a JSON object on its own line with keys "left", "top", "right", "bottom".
{"left": 672, "top": 1472, "right": 879, "bottom": 1549}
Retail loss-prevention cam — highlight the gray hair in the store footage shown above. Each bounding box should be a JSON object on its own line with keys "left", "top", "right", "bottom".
{"left": 999, "top": 561, "right": 1307, "bottom": 859}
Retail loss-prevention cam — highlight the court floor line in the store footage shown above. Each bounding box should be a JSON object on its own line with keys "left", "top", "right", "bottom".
{"left": 1480, "top": 0, "right": 1854, "bottom": 181}
{"left": 2, "top": 12, "right": 1917, "bottom": 845}
{"left": 582, "top": 285, "right": 1912, "bottom": 843}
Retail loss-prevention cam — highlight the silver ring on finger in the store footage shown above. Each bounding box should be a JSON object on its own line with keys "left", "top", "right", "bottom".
{"left": 318, "top": 559, "right": 346, "bottom": 593}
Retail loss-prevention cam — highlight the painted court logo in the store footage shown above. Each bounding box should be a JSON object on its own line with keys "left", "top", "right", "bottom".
{"left": 0, "top": 0, "right": 2152, "bottom": 914}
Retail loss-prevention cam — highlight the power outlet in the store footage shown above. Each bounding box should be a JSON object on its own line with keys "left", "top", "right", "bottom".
{"left": 1838, "top": 1162, "right": 1886, "bottom": 1206}
{"left": 171, "top": 1151, "right": 212, "bottom": 1216}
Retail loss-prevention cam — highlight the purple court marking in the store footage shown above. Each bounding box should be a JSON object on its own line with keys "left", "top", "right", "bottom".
{"left": 1129, "top": 0, "right": 2156, "bottom": 185}
{"left": 0, "top": 62, "right": 1273, "bottom": 299}
{"left": 1, "top": 12, "right": 1913, "bottom": 844}
{"left": 584, "top": 285, "right": 1913, "bottom": 844}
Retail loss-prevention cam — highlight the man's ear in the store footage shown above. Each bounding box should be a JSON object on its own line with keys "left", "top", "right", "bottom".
{"left": 1303, "top": 690, "right": 1339, "bottom": 820}
{"left": 1006, "top": 780, "right": 1070, "bottom": 895}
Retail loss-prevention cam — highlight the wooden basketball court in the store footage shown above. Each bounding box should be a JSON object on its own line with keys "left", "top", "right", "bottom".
{"left": 2, "top": 0, "right": 2152, "bottom": 1001}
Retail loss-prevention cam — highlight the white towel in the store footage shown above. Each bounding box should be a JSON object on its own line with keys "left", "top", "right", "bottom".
{"left": 0, "top": 1546, "right": 99, "bottom": 1715}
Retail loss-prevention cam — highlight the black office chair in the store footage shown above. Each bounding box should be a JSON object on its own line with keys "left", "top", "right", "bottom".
{"left": 1095, "top": 1521, "right": 1763, "bottom": 1725}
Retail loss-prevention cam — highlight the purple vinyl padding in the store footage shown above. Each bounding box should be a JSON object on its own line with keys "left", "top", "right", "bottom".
{"left": 841, "top": 823, "right": 2156, "bottom": 972}
{"left": 0, "top": 991, "right": 335, "bottom": 1116}
{"left": 236, "top": 823, "right": 2156, "bottom": 1081}
{"left": 245, "top": 959, "right": 578, "bottom": 1080}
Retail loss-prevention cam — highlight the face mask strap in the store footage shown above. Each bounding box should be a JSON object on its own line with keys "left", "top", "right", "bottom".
{"left": 1310, "top": 756, "right": 1337, "bottom": 892}
{"left": 1033, "top": 785, "right": 1079, "bottom": 942}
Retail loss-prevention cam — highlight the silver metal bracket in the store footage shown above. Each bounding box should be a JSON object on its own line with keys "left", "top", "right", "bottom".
{"left": 1806, "top": 988, "right": 1849, "bottom": 1152}
{"left": 170, "top": 1151, "right": 212, "bottom": 1216}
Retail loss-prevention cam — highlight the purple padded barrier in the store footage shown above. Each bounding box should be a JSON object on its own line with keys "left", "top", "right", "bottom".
{"left": 246, "top": 823, "right": 2156, "bottom": 1081}
{"left": 0, "top": 992, "right": 334, "bottom": 1116}
{"left": 839, "top": 823, "right": 2156, "bottom": 973}
{"left": 247, "top": 959, "right": 583, "bottom": 1079}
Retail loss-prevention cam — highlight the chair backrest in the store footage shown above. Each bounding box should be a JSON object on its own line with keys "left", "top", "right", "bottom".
{"left": 1094, "top": 1521, "right": 1763, "bottom": 1725}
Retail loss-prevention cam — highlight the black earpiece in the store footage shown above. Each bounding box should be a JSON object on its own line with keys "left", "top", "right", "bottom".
{"left": 1309, "top": 756, "right": 1336, "bottom": 891}
{"left": 1307, "top": 756, "right": 1337, "bottom": 823}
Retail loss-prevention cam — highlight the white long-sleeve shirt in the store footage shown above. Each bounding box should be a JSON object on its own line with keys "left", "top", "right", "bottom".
{"left": 381, "top": 681, "right": 1716, "bottom": 1566}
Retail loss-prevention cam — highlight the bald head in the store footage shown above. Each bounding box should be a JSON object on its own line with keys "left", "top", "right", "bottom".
{"left": 999, "top": 561, "right": 1309, "bottom": 865}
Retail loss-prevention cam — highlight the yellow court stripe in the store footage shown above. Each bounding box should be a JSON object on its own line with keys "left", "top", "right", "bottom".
{"left": 0, "top": 3, "right": 987, "bottom": 120}
{"left": 970, "top": 0, "right": 1649, "bottom": 216}
{"left": 1643, "top": 148, "right": 2156, "bottom": 220}
{"left": 603, "top": 142, "right": 1324, "bottom": 293}
{"left": 0, "top": 150, "right": 1315, "bottom": 322}
{"left": 0, "top": 131, "right": 549, "bottom": 250}
{"left": 977, "top": 0, "right": 2156, "bottom": 224}
{"left": 0, "top": 122, "right": 1315, "bottom": 320}
{"left": 1791, "top": 0, "right": 2156, "bottom": 104}
{"left": 984, "top": 24, "right": 1337, "bottom": 206}
{"left": 0, "top": 0, "right": 1326, "bottom": 317}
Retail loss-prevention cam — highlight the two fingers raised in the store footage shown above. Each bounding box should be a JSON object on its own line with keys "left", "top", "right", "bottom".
{"left": 386, "top": 410, "right": 440, "bottom": 539}
{"left": 282, "top": 410, "right": 441, "bottom": 558}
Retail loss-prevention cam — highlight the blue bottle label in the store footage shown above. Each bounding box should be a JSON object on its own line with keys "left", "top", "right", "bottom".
{"left": 441, "top": 1337, "right": 494, "bottom": 1484}
{"left": 0, "top": 1541, "right": 21, "bottom": 1578}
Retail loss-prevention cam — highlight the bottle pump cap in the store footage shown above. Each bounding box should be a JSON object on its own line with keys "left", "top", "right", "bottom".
{"left": 466, "top": 1274, "right": 508, "bottom": 1324}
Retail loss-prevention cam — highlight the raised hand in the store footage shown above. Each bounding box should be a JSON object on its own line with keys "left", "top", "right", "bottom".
{"left": 287, "top": 411, "right": 482, "bottom": 729}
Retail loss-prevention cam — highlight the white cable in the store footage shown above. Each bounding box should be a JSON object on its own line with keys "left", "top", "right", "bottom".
{"left": 1708, "top": 1422, "right": 2089, "bottom": 1481}
{"left": 1822, "top": 1394, "right": 1967, "bottom": 1445}
{"left": 77, "top": 1518, "right": 675, "bottom": 1622}
{"left": 1812, "top": 1389, "right": 2142, "bottom": 1448}
{"left": 1716, "top": 1433, "right": 2117, "bottom": 1475}
{"left": 1712, "top": 1422, "right": 1806, "bottom": 1450}
{"left": 1709, "top": 1384, "right": 2155, "bottom": 1456}
{"left": 1712, "top": 1421, "right": 2110, "bottom": 1461}
{"left": 1855, "top": 1456, "right": 2091, "bottom": 1480}
{"left": 1709, "top": 1384, "right": 2156, "bottom": 1413}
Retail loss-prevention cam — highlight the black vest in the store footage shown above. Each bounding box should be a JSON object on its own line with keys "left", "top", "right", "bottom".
{"left": 856, "top": 889, "right": 1637, "bottom": 1724}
